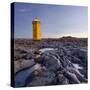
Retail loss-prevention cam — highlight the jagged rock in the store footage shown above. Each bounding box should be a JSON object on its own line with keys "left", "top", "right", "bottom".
{"left": 14, "top": 38, "right": 88, "bottom": 87}
{"left": 57, "top": 73, "right": 69, "bottom": 84}
{"left": 69, "top": 56, "right": 81, "bottom": 64}
{"left": 71, "top": 48, "right": 87, "bottom": 63}
{"left": 41, "top": 53, "right": 61, "bottom": 72}
{"left": 14, "top": 59, "right": 35, "bottom": 73}
{"left": 64, "top": 71, "right": 80, "bottom": 84}
{"left": 14, "top": 51, "right": 26, "bottom": 60}
{"left": 23, "top": 53, "right": 33, "bottom": 60}
{"left": 14, "top": 47, "right": 33, "bottom": 60}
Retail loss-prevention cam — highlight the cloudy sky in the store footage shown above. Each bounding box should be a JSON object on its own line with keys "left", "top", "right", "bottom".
{"left": 14, "top": 2, "right": 88, "bottom": 38}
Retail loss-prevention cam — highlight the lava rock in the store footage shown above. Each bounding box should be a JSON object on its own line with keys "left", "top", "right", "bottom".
{"left": 41, "top": 54, "right": 60, "bottom": 72}
{"left": 64, "top": 71, "right": 80, "bottom": 84}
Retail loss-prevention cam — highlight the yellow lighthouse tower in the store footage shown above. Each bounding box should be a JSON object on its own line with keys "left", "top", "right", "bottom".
{"left": 32, "top": 18, "right": 41, "bottom": 41}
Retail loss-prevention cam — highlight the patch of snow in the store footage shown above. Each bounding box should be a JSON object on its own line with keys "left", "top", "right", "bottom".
{"left": 73, "top": 64, "right": 83, "bottom": 70}
{"left": 74, "top": 68, "right": 84, "bottom": 77}
{"left": 39, "top": 48, "right": 57, "bottom": 53}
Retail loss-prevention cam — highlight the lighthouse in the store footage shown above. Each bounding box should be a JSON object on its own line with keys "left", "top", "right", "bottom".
{"left": 32, "top": 18, "right": 41, "bottom": 41}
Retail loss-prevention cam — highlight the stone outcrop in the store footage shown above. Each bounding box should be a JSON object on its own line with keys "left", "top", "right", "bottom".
{"left": 14, "top": 38, "right": 88, "bottom": 87}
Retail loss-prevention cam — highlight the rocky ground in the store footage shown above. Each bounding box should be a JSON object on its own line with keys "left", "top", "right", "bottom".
{"left": 13, "top": 37, "right": 88, "bottom": 87}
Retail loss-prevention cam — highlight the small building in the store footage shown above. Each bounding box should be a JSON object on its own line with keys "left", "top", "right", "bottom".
{"left": 32, "top": 18, "right": 41, "bottom": 40}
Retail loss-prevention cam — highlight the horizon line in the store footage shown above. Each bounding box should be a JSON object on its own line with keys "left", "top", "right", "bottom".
{"left": 14, "top": 36, "right": 88, "bottom": 39}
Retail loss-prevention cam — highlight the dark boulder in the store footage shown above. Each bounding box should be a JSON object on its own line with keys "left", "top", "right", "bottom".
{"left": 41, "top": 54, "right": 61, "bottom": 72}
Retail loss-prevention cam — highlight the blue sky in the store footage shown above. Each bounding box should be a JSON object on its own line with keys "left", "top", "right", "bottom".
{"left": 14, "top": 2, "right": 88, "bottom": 38}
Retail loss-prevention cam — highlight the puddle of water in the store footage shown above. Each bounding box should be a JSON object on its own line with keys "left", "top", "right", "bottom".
{"left": 15, "top": 64, "right": 41, "bottom": 87}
